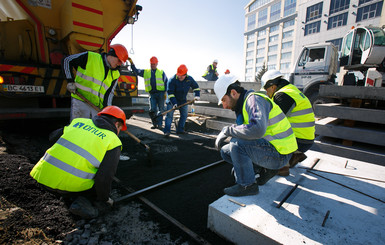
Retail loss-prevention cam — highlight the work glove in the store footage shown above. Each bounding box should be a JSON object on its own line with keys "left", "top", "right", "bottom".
{"left": 215, "top": 126, "right": 228, "bottom": 151}
{"left": 194, "top": 96, "right": 200, "bottom": 101}
{"left": 172, "top": 104, "right": 178, "bottom": 109}
{"left": 106, "top": 197, "right": 114, "bottom": 207}
{"left": 67, "top": 82, "right": 77, "bottom": 93}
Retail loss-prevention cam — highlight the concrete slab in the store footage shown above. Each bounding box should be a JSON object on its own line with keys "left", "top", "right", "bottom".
{"left": 207, "top": 150, "right": 385, "bottom": 245}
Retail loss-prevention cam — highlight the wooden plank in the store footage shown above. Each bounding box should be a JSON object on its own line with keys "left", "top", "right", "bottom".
{"left": 315, "top": 118, "right": 385, "bottom": 146}
{"left": 319, "top": 85, "right": 385, "bottom": 100}
{"left": 314, "top": 103, "right": 385, "bottom": 124}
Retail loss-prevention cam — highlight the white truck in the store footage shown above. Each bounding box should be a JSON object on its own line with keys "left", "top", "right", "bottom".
{"left": 289, "top": 26, "right": 385, "bottom": 106}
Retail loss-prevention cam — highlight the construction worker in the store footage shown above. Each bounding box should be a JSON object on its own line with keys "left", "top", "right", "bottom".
{"left": 164, "top": 64, "right": 200, "bottom": 137}
{"left": 63, "top": 44, "right": 129, "bottom": 121}
{"left": 202, "top": 59, "right": 219, "bottom": 81}
{"left": 261, "top": 70, "right": 315, "bottom": 176}
{"left": 30, "top": 106, "right": 127, "bottom": 219}
{"left": 214, "top": 75, "right": 297, "bottom": 197}
{"left": 128, "top": 56, "right": 168, "bottom": 129}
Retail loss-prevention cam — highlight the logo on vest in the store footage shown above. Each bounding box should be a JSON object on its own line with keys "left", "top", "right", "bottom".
{"left": 73, "top": 122, "right": 107, "bottom": 139}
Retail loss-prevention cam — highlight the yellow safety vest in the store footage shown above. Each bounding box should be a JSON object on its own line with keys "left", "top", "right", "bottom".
{"left": 276, "top": 84, "right": 315, "bottom": 140}
{"left": 71, "top": 52, "right": 120, "bottom": 109}
{"left": 143, "top": 69, "right": 165, "bottom": 92}
{"left": 30, "top": 118, "right": 122, "bottom": 192}
{"left": 202, "top": 64, "right": 217, "bottom": 77}
{"left": 242, "top": 92, "right": 297, "bottom": 154}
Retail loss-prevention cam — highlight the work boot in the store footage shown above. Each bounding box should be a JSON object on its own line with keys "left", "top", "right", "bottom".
{"left": 224, "top": 183, "right": 259, "bottom": 197}
{"left": 69, "top": 196, "right": 98, "bottom": 219}
{"left": 289, "top": 152, "right": 307, "bottom": 168}
{"left": 257, "top": 168, "right": 278, "bottom": 185}
{"left": 164, "top": 132, "right": 170, "bottom": 137}
{"left": 278, "top": 166, "right": 290, "bottom": 176}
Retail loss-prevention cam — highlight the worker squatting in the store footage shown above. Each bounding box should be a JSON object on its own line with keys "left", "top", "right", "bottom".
{"left": 73, "top": 122, "right": 107, "bottom": 139}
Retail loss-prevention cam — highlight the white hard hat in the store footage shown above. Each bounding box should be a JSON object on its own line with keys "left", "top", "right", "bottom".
{"left": 213, "top": 59, "right": 218, "bottom": 63}
{"left": 214, "top": 75, "right": 238, "bottom": 105}
{"left": 261, "top": 70, "right": 283, "bottom": 89}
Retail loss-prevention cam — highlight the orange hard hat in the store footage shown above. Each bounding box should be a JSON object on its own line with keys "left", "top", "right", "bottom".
{"left": 225, "top": 69, "right": 230, "bottom": 74}
{"left": 176, "top": 64, "right": 188, "bottom": 76}
{"left": 110, "top": 44, "right": 128, "bottom": 63}
{"left": 97, "top": 106, "right": 127, "bottom": 131}
{"left": 150, "top": 56, "right": 158, "bottom": 64}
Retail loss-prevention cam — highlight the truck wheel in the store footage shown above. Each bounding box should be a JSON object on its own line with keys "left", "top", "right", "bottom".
{"left": 307, "top": 91, "right": 333, "bottom": 110}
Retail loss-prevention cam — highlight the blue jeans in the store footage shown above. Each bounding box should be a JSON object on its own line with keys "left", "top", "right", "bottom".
{"left": 220, "top": 138, "right": 292, "bottom": 186}
{"left": 164, "top": 102, "right": 188, "bottom": 134}
{"left": 149, "top": 91, "right": 165, "bottom": 127}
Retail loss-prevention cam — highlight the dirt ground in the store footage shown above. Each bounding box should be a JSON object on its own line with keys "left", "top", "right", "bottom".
{"left": 0, "top": 115, "right": 235, "bottom": 244}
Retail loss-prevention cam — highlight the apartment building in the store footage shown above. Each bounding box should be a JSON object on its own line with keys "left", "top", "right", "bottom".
{"left": 243, "top": 0, "right": 384, "bottom": 82}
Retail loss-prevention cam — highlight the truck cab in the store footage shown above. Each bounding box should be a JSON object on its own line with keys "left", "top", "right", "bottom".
{"left": 289, "top": 43, "right": 338, "bottom": 106}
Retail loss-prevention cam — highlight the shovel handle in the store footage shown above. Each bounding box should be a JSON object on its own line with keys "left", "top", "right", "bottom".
{"left": 159, "top": 100, "right": 195, "bottom": 117}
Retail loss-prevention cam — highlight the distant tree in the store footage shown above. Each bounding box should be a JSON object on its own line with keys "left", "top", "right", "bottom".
{"left": 255, "top": 62, "right": 267, "bottom": 83}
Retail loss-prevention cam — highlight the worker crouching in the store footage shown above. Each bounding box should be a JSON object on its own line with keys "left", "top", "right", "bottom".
{"left": 30, "top": 106, "right": 127, "bottom": 219}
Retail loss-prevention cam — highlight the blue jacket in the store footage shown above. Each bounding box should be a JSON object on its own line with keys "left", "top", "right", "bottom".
{"left": 166, "top": 74, "right": 200, "bottom": 105}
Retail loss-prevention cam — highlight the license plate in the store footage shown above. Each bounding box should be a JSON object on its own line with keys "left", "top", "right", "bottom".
{"left": 3, "top": 85, "right": 44, "bottom": 93}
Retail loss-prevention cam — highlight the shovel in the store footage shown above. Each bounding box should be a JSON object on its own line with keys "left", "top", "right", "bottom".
{"left": 149, "top": 100, "right": 195, "bottom": 128}
{"left": 73, "top": 90, "right": 154, "bottom": 166}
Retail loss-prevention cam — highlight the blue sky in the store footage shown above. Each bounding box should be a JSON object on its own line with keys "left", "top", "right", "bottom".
{"left": 112, "top": 0, "right": 250, "bottom": 89}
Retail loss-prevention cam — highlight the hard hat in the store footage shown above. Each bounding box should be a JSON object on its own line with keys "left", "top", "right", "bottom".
{"left": 261, "top": 70, "right": 283, "bottom": 89}
{"left": 214, "top": 75, "right": 238, "bottom": 105}
{"left": 97, "top": 106, "right": 127, "bottom": 131}
{"left": 109, "top": 44, "right": 128, "bottom": 63}
{"left": 150, "top": 56, "right": 158, "bottom": 64}
{"left": 213, "top": 59, "right": 218, "bottom": 63}
{"left": 176, "top": 64, "right": 188, "bottom": 76}
{"left": 225, "top": 69, "right": 230, "bottom": 74}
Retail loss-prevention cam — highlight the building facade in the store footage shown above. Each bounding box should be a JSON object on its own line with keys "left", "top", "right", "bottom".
{"left": 243, "top": 0, "right": 384, "bottom": 82}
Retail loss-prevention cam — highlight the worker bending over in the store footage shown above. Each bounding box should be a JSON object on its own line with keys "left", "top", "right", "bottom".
{"left": 30, "top": 106, "right": 127, "bottom": 219}
{"left": 261, "top": 70, "right": 315, "bottom": 176}
{"left": 62, "top": 44, "right": 129, "bottom": 121}
{"left": 128, "top": 56, "right": 168, "bottom": 129}
{"left": 164, "top": 64, "right": 200, "bottom": 137}
{"left": 214, "top": 75, "right": 297, "bottom": 197}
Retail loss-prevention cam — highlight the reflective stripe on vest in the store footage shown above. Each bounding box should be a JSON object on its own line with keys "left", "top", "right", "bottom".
{"left": 72, "top": 52, "right": 120, "bottom": 109}
{"left": 202, "top": 64, "right": 217, "bottom": 76}
{"left": 276, "top": 84, "right": 315, "bottom": 140}
{"left": 30, "top": 118, "right": 122, "bottom": 192}
{"left": 143, "top": 69, "right": 165, "bottom": 92}
{"left": 242, "top": 92, "right": 297, "bottom": 154}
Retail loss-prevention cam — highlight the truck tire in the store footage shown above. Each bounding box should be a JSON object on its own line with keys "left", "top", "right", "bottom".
{"left": 306, "top": 90, "right": 333, "bottom": 110}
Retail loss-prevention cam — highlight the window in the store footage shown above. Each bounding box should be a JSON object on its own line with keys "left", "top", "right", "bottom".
{"left": 284, "top": 0, "right": 296, "bottom": 16}
{"left": 247, "top": 13, "right": 256, "bottom": 31}
{"left": 268, "top": 64, "right": 277, "bottom": 70}
{"left": 280, "top": 62, "right": 291, "bottom": 70}
{"left": 247, "top": 42, "right": 255, "bottom": 49}
{"left": 306, "top": 2, "right": 323, "bottom": 22}
{"left": 257, "top": 38, "right": 266, "bottom": 46}
{"left": 246, "top": 51, "right": 254, "bottom": 57}
{"left": 258, "top": 29, "right": 266, "bottom": 37}
{"left": 305, "top": 21, "right": 321, "bottom": 35}
{"left": 270, "top": 24, "right": 280, "bottom": 33}
{"left": 327, "top": 38, "right": 343, "bottom": 50}
{"left": 270, "top": 2, "right": 281, "bottom": 22}
{"left": 283, "top": 19, "right": 295, "bottom": 28}
{"left": 249, "top": 0, "right": 273, "bottom": 12}
{"left": 329, "top": 0, "right": 350, "bottom": 15}
{"left": 282, "top": 41, "right": 293, "bottom": 49}
{"left": 257, "top": 47, "right": 265, "bottom": 55}
{"left": 269, "top": 34, "right": 279, "bottom": 42}
{"left": 328, "top": 12, "right": 348, "bottom": 29}
{"left": 247, "top": 33, "right": 255, "bottom": 41}
{"left": 308, "top": 48, "right": 325, "bottom": 62}
{"left": 283, "top": 30, "right": 294, "bottom": 39}
{"left": 268, "top": 54, "right": 277, "bottom": 62}
{"left": 256, "top": 57, "right": 265, "bottom": 63}
{"left": 258, "top": 8, "right": 268, "bottom": 27}
{"left": 269, "top": 44, "right": 278, "bottom": 52}
{"left": 281, "top": 52, "right": 292, "bottom": 59}
{"left": 246, "top": 68, "right": 253, "bottom": 74}
{"left": 356, "top": 1, "right": 383, "bottom": 22}
{"left": 359, "top": 0, "right": 374, "bottom": 5}
{"left": 246, "top": 59, "right": 253, "bottom": 66}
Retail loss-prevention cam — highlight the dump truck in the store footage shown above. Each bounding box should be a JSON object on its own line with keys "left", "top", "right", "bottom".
{"left": 0, "top": 0, "right": 142, "bottom": 120}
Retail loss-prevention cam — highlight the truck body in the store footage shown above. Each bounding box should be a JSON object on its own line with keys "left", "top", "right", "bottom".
{"left": 290, "top": 26, "right": 385, "bottom": 107}
{"left": 0, "top": 0, "right": 142, "bottom": 120}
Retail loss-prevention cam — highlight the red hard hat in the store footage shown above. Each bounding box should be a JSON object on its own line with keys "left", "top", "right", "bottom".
{"left": 150, "top": 56, "right": 158, "bottom": 64}
{"left": 110, "top": 44, "right": 128, "bottom": 63}
{"left": 225, "top": 69, "right": 230, "bottom": 74}
{"left": 97, "top": 106, "right": 127, "bottom": 131}
{"left": 176, "top": 64, "right": 188, "bottom": 76}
